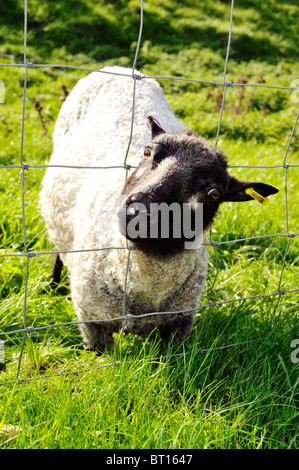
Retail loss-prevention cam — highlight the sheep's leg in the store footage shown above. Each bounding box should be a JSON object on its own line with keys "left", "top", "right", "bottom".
{"left": 158, "top": 313, "right": 195, "bottom": 345}
{"left": 79, "top": 322, "right": 115, "bottom": 352}
{"left": 51, "top": 254, "right": 63, "bottom": 285}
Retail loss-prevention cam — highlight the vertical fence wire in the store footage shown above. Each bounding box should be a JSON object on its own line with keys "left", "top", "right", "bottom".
{"left": 16, "top": 5, "right": 30, "bottom": 382}
{"left": 0, "top": 0, "right": 298, "bottom": 385}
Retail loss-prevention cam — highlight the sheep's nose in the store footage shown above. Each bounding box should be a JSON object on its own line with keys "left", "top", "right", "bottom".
{"left": 126, "top": 193, "right": 142, "bottom": 206}
{"left": 127, "top": 195, "right": 136, "bottom": 205}
{"left": 126, "top": 193, "right": 147, "bottom": 216}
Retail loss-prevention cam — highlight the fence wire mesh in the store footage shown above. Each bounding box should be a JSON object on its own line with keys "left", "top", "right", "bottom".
{"left": 0, "top": 0, "right": 298, "bottom": 385}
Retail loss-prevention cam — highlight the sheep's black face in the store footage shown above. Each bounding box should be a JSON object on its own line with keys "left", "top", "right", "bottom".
{"left": 117, "top": 116, "right": 279, "bottom": 255}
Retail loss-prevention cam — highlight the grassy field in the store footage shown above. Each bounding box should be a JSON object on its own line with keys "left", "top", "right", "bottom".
{"left": 0, "top": 0, "right": 298, "bottom": 449}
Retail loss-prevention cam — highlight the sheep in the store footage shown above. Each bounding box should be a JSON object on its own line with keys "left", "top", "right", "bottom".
{"left": 39, "top": 66, "right": 279, "bottom": 351}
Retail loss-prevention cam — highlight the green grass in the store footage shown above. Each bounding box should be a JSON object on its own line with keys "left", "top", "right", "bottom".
{"left": 0, "top": 0, "right": 298, "bottom": 449}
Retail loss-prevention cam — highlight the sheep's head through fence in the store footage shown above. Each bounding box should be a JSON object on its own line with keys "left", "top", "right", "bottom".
{"left": 117, "top": 115, "right": 279, "bottom": 256}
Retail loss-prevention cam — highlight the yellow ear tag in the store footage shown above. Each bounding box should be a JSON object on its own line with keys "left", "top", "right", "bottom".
{"left": 245, "top": 187, "right": 269, "bottom": 205}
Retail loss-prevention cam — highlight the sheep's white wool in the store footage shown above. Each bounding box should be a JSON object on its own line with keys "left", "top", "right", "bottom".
{"left": 40, "top": 66, "right": 208, "bottom": 349}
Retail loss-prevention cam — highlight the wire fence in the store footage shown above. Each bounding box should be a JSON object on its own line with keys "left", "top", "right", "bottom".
{"left": 0, "top": 0, "right": 298, "bottom": 385}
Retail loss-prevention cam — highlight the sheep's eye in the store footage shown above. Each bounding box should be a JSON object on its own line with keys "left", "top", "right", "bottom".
{"left": 144, "top": 147, "right": 152, "bottom": 158}
{"left": 208, "top": 188, "right": 221, "bottom": 200}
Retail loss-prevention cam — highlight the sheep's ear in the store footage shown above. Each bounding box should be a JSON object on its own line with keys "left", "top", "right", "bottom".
{"left": 146, "top": 115, "right": 165, "bottom": 139}
{"left": 225, "top": 175, "right": 279, "bottom": 202}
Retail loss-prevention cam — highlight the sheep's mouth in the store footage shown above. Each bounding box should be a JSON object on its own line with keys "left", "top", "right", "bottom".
{"left": 117, "top": 201, "right": 202, "bottom": 255}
